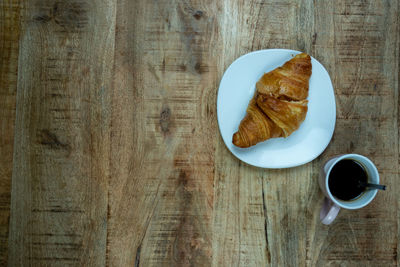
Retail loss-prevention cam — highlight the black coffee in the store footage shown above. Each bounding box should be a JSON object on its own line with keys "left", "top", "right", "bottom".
{"left": 328, "top": 159, "right": 368, "bottom": 201}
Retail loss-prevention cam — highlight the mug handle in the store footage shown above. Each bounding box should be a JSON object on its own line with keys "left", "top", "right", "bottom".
{"left": 320, "top": 198, "right": 340, "bottom": 225}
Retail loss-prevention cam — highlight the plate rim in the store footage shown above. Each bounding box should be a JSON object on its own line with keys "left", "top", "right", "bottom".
{"left": 217, "top": 48, "right": 336, "bottom": 169}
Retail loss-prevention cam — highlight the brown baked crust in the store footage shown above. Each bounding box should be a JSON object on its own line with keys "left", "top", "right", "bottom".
{"left": 232, "top": 53, "right": 312, "bottom": 148}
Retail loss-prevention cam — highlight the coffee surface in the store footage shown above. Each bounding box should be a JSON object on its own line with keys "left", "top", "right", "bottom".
{"left": 328, "top": 160, "right": 368, "bottom": 201}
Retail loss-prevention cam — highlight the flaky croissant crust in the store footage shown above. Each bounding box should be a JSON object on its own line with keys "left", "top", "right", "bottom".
{"left": 232, "top": 53, "right": 312, "bottom": 148}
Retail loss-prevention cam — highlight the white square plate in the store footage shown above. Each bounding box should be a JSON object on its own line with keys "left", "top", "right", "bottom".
{"left": 217, "top": 49, "right": 336, "bottom": 168}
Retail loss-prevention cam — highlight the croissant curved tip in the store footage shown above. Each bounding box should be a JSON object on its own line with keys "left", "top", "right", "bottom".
{"left": 295, "top": 53, "right": 310, "bottom": 59}
{"left": 232, "top": 132, "right": 248, "bottom": 148}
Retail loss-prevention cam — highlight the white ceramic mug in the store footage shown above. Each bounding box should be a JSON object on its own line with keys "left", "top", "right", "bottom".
{"left": 319, "top": 154, "right": 379, "bottom": 225}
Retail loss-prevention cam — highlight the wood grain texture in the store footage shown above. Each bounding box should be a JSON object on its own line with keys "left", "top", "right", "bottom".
{"left": 107, "top": 0, "right": 218, "bottom": 265}
{"left": 0, "top": 0, "right": 21, "bottom": 265}
{"left": 3, "top": 0, "right": 400, "bottom": 266}
{"left": 8, "top": 0, "right": 115, "bottom": 265}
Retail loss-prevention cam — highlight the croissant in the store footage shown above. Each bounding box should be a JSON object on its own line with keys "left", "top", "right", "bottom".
{"left": 232, "top": 53, "right": 312, "bottom": 148}
{"left": 232, "top": 97, "right": 282, "bottom": 148}
{"left": 256, "top": 94, "right": 308, "bottom": 137}
{"left": 256, "top": 53, "right": 312, "bottom": 100}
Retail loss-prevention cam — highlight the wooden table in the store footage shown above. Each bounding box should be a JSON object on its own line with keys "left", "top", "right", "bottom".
{"left": 1, "top": 0, "right": 399, "bottom": 266}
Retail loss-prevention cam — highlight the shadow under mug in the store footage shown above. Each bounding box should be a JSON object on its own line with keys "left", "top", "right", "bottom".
{"left": 319, "top": 154, "right": 379, "bottom": 225}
